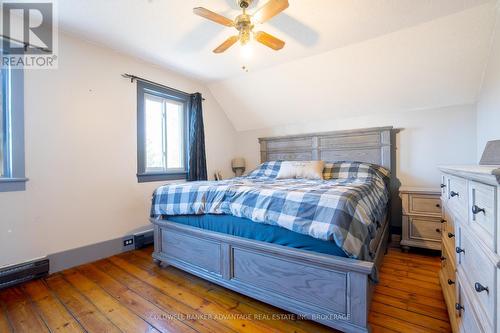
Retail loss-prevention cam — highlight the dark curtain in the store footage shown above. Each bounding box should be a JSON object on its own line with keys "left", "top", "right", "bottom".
{"left": 187, "top": 93, "right": 207, "bottom": 181}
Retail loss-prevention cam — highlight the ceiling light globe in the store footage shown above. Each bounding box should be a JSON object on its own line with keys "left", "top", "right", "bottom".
{"left": 240, "top": 42, "right": 253, "bottom": 60}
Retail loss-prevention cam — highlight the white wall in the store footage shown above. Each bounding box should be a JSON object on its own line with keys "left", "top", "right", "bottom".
{"left": 236, "top": 105, "right": 477, "bottom": 188}
{"left": 0, "top": 32, "right": 237, "bottom": 267}
{"left": 477, "top": 2, "right": 500, "bottom": 159}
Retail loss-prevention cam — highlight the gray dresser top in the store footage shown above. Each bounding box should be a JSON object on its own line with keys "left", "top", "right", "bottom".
{"left": 439, "top": 165, "right": 500, "bottom": 185}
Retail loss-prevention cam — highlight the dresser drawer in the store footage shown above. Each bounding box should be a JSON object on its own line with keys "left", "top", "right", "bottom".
{"left": 458, "top": 278, "right": 487, "bottom": 333}
{"left": 408, "top": 216, "right": 442, "bottom": 242}
{"left": 440, "top": 254, "right": 459, "bottom": 332}
{"left": 442, "top": 231, "right": 457, "bottom": 270}
{"left": 468, "top": 181, "right": 497, "bottom": 252}
{"left": 447, "top": 176, "right": 468, "bottom": 222}
{"left": 441, "top": 247, "right": 456, "bottom": 271}
{"left": 405, "top": 194, "right": 442, "bottom": 216}
{"left": 441, "top": 174, "right": 449, "bottom": 202}
{"left": 442, "top": 205, "right": 457, "bottom": 253}
{"left": 457, "top": 230, "right": 496, "bottom": 330}
{"left": 442, "top": 210, "right": 455, "bottom": 234}
{"left": 442, "top": 205, "right": 455, "bottom": 235}
{"left": 441, "top": 246, "right": 457, "bottom": 285}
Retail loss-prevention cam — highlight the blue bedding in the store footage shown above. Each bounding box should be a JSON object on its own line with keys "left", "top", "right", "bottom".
{"left": 167, "top": 214, "right": 348, "bottom": 257}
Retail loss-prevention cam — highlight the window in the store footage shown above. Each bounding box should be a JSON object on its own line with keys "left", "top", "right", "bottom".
{"left": 0, "top": 69, "right": 4, "bottom": 177}
{"left": 0, "top": 52, "right": 27, "bottom": 192}
{"left": 137, "top": 81, "right": 189, "bottom": 182}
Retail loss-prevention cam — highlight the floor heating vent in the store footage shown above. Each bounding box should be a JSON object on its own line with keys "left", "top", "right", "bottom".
{"left": 0, "top": 258, "right": 49, "bottom": 290}
{"left": 134, "top": 230, "right": 154, "bottom": 249}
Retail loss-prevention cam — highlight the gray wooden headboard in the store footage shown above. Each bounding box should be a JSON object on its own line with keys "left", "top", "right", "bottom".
{"left": 259, "top": 126, "right": 393, "bottom": 171}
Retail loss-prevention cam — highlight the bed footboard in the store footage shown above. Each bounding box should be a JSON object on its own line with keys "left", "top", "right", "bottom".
{"left": 150, "top": 218, "right": 389, "bottom": 333}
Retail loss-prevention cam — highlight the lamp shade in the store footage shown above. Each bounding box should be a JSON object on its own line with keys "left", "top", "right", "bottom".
{"left": 231, "top": 158, "right": 246, "bottom": 168}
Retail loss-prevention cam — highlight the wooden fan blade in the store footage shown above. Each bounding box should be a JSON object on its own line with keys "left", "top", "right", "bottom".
{"left": 252, "top": 0, "right": 289, "bottom": 24}
{"left": 254, "top": 31, "right": 285, "bottom": 50}
{"left": 213, "top": 36, "right": 239, "bottom": 53}
{"left": 193, "top": 7, "right": 234, "bottom": 27}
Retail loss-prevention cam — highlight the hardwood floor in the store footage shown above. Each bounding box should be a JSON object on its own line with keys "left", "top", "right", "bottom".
{"left": 0, "top": 245, "right": 451, "bottom": 332}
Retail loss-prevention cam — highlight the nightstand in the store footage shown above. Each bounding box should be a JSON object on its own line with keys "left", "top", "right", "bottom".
{"left": 400, "top": 187, "right": 442, "bottom": 252}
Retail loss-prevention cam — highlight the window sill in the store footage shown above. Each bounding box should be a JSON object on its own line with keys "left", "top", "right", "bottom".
{"left": 137, "top": 173, "right": 187, "bottom": 183}
{"left": 0, "top": 177, "right": 29, "bottom": 192}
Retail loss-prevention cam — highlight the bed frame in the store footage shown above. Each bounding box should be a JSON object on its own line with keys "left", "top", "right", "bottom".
{"left": 151, "top": 126, "right": 395, "bottom": 333}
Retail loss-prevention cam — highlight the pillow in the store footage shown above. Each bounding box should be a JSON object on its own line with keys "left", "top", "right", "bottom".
{"left": 247, "top": 161, "right": 283, "bottom": 179}
{"left": 322, "top": 162, "right": 335, "bottom": 180}
{"left": 276, "top": 161, "right": 325, "bottom": 180}
{"left": 323, "top": 161, "right": 390, "bottom": 180}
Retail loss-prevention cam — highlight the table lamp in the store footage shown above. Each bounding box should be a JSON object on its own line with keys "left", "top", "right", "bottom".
{"left": 231, "top": 158, "right": 246, "bottom": 176}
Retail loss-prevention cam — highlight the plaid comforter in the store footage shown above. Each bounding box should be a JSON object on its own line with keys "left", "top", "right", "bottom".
{"left": 150, "top": 161, "right": 390, "bottom": 261}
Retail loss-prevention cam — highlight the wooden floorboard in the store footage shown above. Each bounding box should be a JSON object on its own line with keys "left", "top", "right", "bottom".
{"left": 45, "top": 274, "right": 122, "bottom": 333}
{"left": 61, "top": 268, "right": 161, "bottom": 333}
{"left": 21, "top": 280, "right": 85, "bottom": 333}
{"left": 0, "top": 242, "right": 451, "bottom": 332}
{"left": 0, "top": 300, "right": 14, "bottom": 333}
{"left": 0, "top": 287, "right": 50, "bottom": 332}
{"left": 76, "top": 263, "right": 199, "bottom": 333}
{"left": 95, "top": 258, "right": 235, "bottom": 333}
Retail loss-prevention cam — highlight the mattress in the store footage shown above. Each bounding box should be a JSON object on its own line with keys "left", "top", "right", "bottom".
{"left": 166, "top": 214, "right": 348, "bottom": 257}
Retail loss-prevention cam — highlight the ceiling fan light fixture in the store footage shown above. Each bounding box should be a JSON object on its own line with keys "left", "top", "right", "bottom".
{"left": 240, "top": 42, "right": 253, "bottom": 60}
{"left": 237, "top": 0, "right": 253, "bottom": 9}
{"left": 194, "top": 0, "right": 288, "bottom": 54}
{"left": 239, "top": 29, "right": 252, "bottom": 45}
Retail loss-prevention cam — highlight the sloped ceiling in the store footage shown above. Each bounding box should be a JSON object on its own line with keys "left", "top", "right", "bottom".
{"left": 209, "top": 2, "right": 498, "bottom": 130}
{"left": 57, "top": 0, "right": 498, "bottom": 131}
{"left": 59, "top": 0, "right": 492, "bottom": 81}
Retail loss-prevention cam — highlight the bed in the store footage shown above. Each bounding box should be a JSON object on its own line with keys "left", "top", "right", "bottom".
{"left": 150, "top": 126, "right": 395, "bottom": 333}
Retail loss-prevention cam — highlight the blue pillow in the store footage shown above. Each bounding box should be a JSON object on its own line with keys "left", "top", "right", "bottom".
{"left": 246, "top": 161, "right": 283, "bottom": 179}
{"left": 323, "top": 161, "right": 390, "bottom": 181}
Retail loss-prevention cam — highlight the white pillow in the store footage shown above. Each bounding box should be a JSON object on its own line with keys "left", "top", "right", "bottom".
{"left": 276, "top": 161, "right": 325, "bottom": 180}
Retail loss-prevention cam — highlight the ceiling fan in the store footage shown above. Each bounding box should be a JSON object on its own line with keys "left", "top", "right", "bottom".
{"left": 193, "top": 0, "right": 289, "bottom": 53}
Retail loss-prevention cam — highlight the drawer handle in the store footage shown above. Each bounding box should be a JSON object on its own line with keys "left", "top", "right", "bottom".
{"left": 441, "top": 219, "right": 446, "bottom": 224}
{"left": 472, "top": 205, "right": 485, "bottom": 215}
{"left": 474, "top": 282, "right": 489, "bottom": 293}
{"left": 440, "top": 256, "right": 447, "bottom": 261}
{"left": 448, "top": 232, "right": 455, "bottom": 238}
{"left": 455, "top": 303, "right": 464, "bottom": 311}
{"left": 455, "top": 247, "right": 465, "bottom": 254}
{"left": 435, "top": 228, "right": 441, "bottom": 233}
{"left": 450, "top": 191, "right": 459, "bottom": 198}
{"left": 435, "top": 203, "right": 441, "bottom": 208}
{"left": 447, "top": 279, "right": 455, "bottom": 285}
{"left": 440, "top": 184, "right": 446, "bottom": 188}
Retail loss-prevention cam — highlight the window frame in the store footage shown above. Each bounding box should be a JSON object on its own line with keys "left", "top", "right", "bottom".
{"left": 0, "top": 49, "right": 27, "bottom": 192}
{"left": 136, "top": 81, "right": 189, "bottom": 183}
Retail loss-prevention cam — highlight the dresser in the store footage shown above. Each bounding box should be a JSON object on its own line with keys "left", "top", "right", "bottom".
{"left": 439, "top": 165, "right": 500, "bottom": 333}
{"left": 400, "top": 187, "right": 442, "bottom": 251}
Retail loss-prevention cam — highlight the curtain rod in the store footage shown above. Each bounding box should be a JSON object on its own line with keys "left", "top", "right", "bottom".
{"left": 121, "top": 73, "right": 205, "bottom": 101}
{"left": 0, "top": 34, "right": 52, "bottom": 53}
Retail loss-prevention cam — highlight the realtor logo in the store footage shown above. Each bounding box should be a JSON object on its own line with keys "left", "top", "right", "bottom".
{"left": 1, "top": 1, "right": 58, "bottom": 69}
